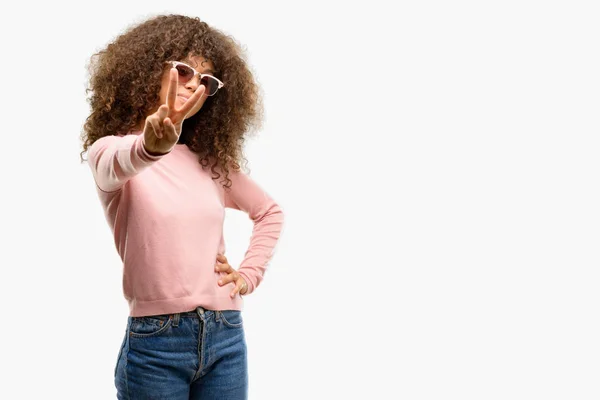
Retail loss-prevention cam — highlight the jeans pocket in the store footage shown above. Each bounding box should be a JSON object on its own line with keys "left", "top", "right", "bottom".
{"left": 129, "top": 314, "right": 173, "bottom": 338}
{"left": 218, "top": 310, "right": 243, "bottom": 328}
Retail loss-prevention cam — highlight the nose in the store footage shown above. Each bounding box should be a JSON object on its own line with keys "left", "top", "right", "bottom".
{"left": 184, "top": 75, "right": 200, "bottom": 91}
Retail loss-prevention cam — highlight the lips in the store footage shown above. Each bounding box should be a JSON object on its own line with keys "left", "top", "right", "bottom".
{"left": 177, "top": 94, "right": 190, "bottom": 101}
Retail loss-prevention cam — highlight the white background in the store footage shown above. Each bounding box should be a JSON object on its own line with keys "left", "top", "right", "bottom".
{"left": 0, "top": 1, "right": 598, "bottom": 399}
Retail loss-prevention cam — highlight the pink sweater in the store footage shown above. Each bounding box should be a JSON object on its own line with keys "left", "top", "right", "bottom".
{"left": 87, "top": 130, "right": 284, "bottom": 317}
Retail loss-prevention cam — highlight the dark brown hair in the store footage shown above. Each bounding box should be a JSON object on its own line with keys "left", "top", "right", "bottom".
{"left": 80, "top": 14, "right": 263, "bottom": 188}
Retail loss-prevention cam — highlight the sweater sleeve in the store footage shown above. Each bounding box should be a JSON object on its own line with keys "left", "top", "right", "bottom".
{"left": 87, "top": 134, "right": 167, "bottom": 193}
{"left": 224, "top": 168, "right": 285, "bottom": 295}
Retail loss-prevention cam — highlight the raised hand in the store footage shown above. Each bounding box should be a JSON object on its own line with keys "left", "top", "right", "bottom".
{"left": 143, "top": 67, "right": 208, "bottom": 155}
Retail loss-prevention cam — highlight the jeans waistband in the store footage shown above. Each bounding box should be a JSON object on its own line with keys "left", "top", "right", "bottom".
{"left": 172, "top": 306, "right": 216, "bottom": 326}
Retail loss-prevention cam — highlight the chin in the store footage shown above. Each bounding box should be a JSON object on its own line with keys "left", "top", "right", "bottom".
{"left": 188, "top": 109, "right": 201, "bottom": 118}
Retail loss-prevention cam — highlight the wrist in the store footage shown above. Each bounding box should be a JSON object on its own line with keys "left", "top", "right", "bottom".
{"left": 146, "top": 148, "right": 169, "bottom": 156}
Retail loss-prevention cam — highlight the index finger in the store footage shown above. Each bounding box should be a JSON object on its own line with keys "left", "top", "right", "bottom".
{"left": 165, "top": 67, "right": 178, "bottom": 110}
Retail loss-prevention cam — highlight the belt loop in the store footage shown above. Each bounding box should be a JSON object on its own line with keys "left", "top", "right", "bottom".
{"left": 173, "top": 313, "right": 180, "bottom": 327}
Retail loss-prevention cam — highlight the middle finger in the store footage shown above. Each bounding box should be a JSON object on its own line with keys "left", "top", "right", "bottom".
{"left": 218, "top": 271, "right": 239, "bottom": 286}
{"left": 176, "top": 85, "right": 206, "bottom": 119}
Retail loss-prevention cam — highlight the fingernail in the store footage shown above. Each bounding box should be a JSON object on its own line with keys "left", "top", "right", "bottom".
{"left": 218, "top": 280, "right": 222, "bottom": 284}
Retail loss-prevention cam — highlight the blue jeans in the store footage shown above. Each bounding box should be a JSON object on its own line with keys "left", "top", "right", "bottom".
{"left": 114, "top": 306, "right": 248, "bottom": 399}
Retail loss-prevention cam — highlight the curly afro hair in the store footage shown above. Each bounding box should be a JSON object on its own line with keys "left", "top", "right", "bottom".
{"left": 80, "top": 14, "right": 263, "bottom": 189}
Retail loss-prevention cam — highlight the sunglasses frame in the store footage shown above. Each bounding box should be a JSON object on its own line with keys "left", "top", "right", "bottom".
{"left": 165, "top": 60, "right": 224, "bottom": 96}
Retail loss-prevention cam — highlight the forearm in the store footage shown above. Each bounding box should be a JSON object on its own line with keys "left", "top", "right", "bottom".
{"left": 237, "top": 203, "right": 285, "bottom": 295}
{"left": 88, "top": 133, "right": 165, "bottom": 192}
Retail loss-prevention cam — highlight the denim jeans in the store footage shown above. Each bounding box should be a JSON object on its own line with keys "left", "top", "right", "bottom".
{"left": 114, "top": 306, "right": 248, "bottom": 399}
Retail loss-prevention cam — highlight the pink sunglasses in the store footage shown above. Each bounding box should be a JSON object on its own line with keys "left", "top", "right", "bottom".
{"left": 166, "top": 61, "right": 224, "bottom": 96}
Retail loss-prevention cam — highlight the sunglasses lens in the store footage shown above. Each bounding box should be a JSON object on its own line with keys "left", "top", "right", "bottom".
{"left": 175, "top": 64, "right": 194, "bottom": 83}
{"left": 200, "top": 76, "right": 219, "bottom": 96}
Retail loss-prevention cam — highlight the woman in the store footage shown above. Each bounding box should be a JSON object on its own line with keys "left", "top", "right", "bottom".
{"left": 80, "top": 14, "right": 284, "bottom": 399}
